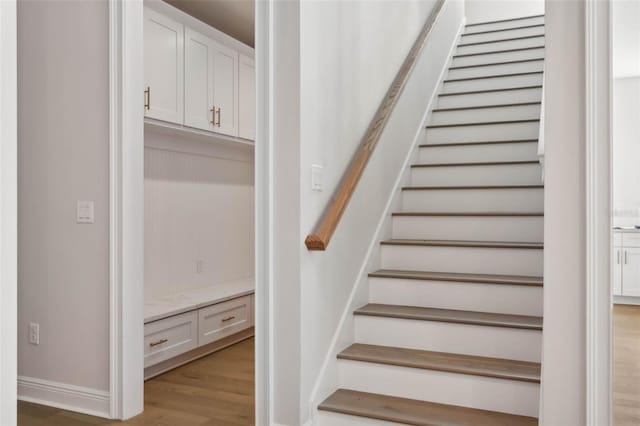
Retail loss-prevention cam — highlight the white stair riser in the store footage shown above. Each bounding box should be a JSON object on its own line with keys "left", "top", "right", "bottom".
{"left": 436, "top": 87, "right": 542, "bottom": 109}
{"left": 443, "top": 73, "right": 543, "bottom": 94}
{"left": 448, "top": 59, "right": 544, "bottom": 79}
{"left": 457, "top": 36, "right": 545, "bottom": 55}
{"left": 452, "top": 48, "right": 544, "bottom": 68}
{"left": 381, "top": 245, "right": 543, "bottom": 276}
{"left": 418, "top": 141, "right": 539, "bottom": 163}
{"left": 426, "top": 121, "right": 539, "bottom": 144}
{"left": 369, "top": 278, "right": 543, "bottom": 316}
{"left": 338, "top": 360, "right": 540, "bottom": 417}
{"left": 355, "top": 315, "right": 541, "bottom": 362}
{"left": 431, "top": 103, "right": 541, "bottom": 125}
{"left": 317, "top": 411, "right": 402, "bottom": 426}
{"left": 392, "top": 215, "right": 543, "bottom": 242}
{"left": 465, "top": 16, "right": 545, "bottom": 34}
{"left": 461, "top": 26, "right": 545, "bottom": 44}
{"left": 402, "top": 188, "right": 543, "bottom": 212}
{"left": 410, "top": 163, "right": 542, "bottom": 186}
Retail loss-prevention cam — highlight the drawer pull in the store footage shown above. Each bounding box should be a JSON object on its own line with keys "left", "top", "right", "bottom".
{"left": 149, "top": 338, "right": 168, "bottom": 347}
{"left": 222, "top": 315, "right": 236, "bottom": 323}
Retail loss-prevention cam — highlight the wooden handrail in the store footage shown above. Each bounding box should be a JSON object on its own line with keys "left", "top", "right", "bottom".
{"left": 305, "top": 0, "right": 446, "bottom": 251}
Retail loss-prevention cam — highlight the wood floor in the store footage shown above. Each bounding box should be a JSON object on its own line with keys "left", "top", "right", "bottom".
{"left": 614, "top": 304, "right": 640, "bottom": 426}
{"left": 18, "top": 338, "right": 254, "bottom": 426}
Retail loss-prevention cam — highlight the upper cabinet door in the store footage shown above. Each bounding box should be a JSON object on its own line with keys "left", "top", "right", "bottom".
{"left": 144, "top": 8, "right": 184, "bottom": 123}
{"left": 238, "top": 56, "right": 256, "bottom": 141}
{"left": 212, "top": 42, "right": 239, "bottom": 137}
{"left": 184, "top": 29, "right": 214, "bottom": 131}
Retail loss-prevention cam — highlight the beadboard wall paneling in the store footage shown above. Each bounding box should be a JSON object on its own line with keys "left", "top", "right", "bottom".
{"left": 144, "top": 143, "right": 254, "bottom": 300}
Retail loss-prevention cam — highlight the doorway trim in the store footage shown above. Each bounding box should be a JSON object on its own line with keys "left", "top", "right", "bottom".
{"left": 108, "top": 0, "right": 145, "bottom": 419}
{"left": 109, "top": 1, "right": 271, "bottom": 423}
{"left": 0, "top": 0, "right": 17, "bottom": 424}
{"left": 585, "top": 0, "right": 612, "bottom": 425}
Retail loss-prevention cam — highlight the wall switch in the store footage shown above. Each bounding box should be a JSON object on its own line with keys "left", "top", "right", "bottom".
{"left": 311, "top": 164, "right": 324, "bottom": 192}
{"left": 76, "top": 201, "right": 94, "bottom": 224}
{"left": 29, "top": 322, "right": 40, "bottom": 345}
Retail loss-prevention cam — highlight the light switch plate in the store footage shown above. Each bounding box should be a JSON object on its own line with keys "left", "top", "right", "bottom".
{"left": 76, "top": 201, "right": 95, "bottom": 224}
{"left": 311, "top": 164, "right": 323, "bottom": 192}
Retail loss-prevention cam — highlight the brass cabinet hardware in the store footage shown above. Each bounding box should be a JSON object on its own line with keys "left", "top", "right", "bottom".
{"left": 216, "top": 107, "right": 221, "bottom": 127}
{"left": 209, "top": 105, "right": 216, "bottom": 126}
{"left": 144, "top": 86, "right": 150, "bottom": 110}
{"left": 149, "top": 338, "right": 168, "bottom": 347}
{"left": 221, "top": 315, "right": 236, "bottom": 323}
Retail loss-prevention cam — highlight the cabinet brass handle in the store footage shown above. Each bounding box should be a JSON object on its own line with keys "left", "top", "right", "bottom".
{"left": 216, "top": 107, "right": 221, "bottom": 127}
{"left": 144, "top": 86, "right": 150, "bottom": 110}
{"left": 221, "top": 315, "right": 236, "bottom": 323}
{"left": 210, "top": 106, "right": 216, "bottom": 125}
{"left": 149, "top": 338, "right": 168, "bottom": 347}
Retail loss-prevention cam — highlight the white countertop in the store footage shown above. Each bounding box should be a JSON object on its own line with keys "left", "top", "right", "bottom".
{"left": 613, "top": 227, "right": 640, "bottom": 233}
{"left": 144, "top": 278, "right": 255, "bottom": 323}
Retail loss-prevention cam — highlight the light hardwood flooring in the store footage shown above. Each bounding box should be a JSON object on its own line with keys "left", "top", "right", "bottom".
{"left": 614, "top": 304, "right": 640, "bottom": 426}
{"left": 18, "top": 337, "right": 254, "bottom": 426}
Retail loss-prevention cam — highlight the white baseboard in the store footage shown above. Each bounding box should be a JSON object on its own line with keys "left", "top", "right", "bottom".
{"left": 613, "top": 295, "right": 640, "bottom": 306}
{"left": 17, "top": 376, "right": 110, "bottom": 419}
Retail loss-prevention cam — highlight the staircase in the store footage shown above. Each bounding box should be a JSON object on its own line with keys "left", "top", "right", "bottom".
{"left": 317, "top": 14, "right": 545, "bottom": 426}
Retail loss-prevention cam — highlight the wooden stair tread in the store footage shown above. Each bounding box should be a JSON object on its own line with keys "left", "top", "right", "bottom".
{"left": 392, "top": 212, "right": 543, "bottom": 217}
{"left": 411, "top": 160, "right": 539, "bottom": 168}
{"left": 419, "top": 139, "right": 537, "bottom": 148}
{"left": 354, "top": 304, "right": 543, "bottom": 330}
{"left": 453, "top": 46, "right": 545, "bottom": 58}
{"left": 466, "top": 14, "right": 544, "bottom": 27}
{"left": 369, "top": 269, "right": 543, "bottom": 286}
{"left": 319, "top": 389, "right": 539, "bottom": 426}
{"left": 338, "top": 343, "right": 540, "bottom": 382}
{"left": 403, "top": 184, "right": 543, "bottom": 190}
{"left": 380, "top": 239, "right": 543, "bottom": 249}
{"left": 439, "top": 85, "right": 542, "bottom": 96}
{"left": 462, "top": 23, "right": 544, "bottom": 37}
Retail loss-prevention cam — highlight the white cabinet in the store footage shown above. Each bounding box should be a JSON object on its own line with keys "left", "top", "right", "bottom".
{"left": 613, "top": 231, "right": 640, "bottom": 297}
{"left": 144, "top": 311, "right": 198, "bottom": 368}
{"left": 144, "top": 8, "right": 184, "bottom": 123}
{"left": 198, "top": 295, "right": 253, "bottom": 346}
{"left": 212, "top": 44, "right": 239, "bottom": 137}
{"left": 184, "top": 28, "right": 214, "bottom": 131}
{"left": 613, "top": 246, "right": 623, "bottom": 296}
{"left": 623, "top": 248, "right": 640, "bottom": 297}
{"left": 238, "top": 56, "right": 256, "bottom": 140}
{"left": 145, "top": 6, "right": 253, "bottom": 140}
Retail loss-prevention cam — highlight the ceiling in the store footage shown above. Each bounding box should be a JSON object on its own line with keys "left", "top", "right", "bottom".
{"left": 165, "top": 0, "right": 255, "bottom": 47}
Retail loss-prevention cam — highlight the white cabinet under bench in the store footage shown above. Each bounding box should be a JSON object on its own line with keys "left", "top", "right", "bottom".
{"left": 144, "top": 279, "right": 254, "bottom": 379}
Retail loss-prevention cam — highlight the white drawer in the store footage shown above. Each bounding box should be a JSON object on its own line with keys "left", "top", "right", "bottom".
{"left": 613, "top": 233, "right": 623, "bottom": 246}
{"left": 198, "top": 295, "right": 253, "bottom": 346}
{"left": 144, "top": 311, "right": 198, "bottom": 368}
{"left": 623, "top": 233, "right": 640, "bottom": 247}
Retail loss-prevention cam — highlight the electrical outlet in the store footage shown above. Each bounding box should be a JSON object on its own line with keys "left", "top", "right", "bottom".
{"left": 29, "top": 322, "right": 40, "bottom": 345}
{"left": 196, "top": 259, "right": 203, "bottom": 274}
{"left": 311, "top": 164, "right": 323, "bottom": 192}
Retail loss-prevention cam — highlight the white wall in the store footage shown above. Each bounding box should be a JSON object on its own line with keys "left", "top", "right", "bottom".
{"left": 541, "top": 0, "right": 586, "bottom": 424}
{"left": 465, "top": 0, "right": 543, "bottom": 24}
{"left": 612, "top": 77, "right": 640, "bottom": 227}
{"left": 612, "top": 0, "right": 640, "bottom": 78}
{"left": 298, "top": 1, "right": 463, "bottom": 424}
{"left": 18, "top": 0, "right": 110, "bottom": 394}
{"left": 144, "top": 130, "right": 254, "bottom": 300}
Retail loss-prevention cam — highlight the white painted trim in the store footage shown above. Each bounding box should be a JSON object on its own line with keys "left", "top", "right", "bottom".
{"left": 17, "top": 376, "right": 110, "bottom": 419}
{"left": 613, "top": 296, "right": 640, "bottom": 306}
{"left": 255, "top": 1, "right": 272, "bottom": 425}
{"left": 109, "top": 0, "right": 145, "bottom": 420}
{"left": 307, "top": 9, "right": 466, "bottom": 418}
{"left": 0, "top": 1, "right": 17, "bottom": 425}
{"left": 585, "top": 1, "right": 612, "bottom": 425}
